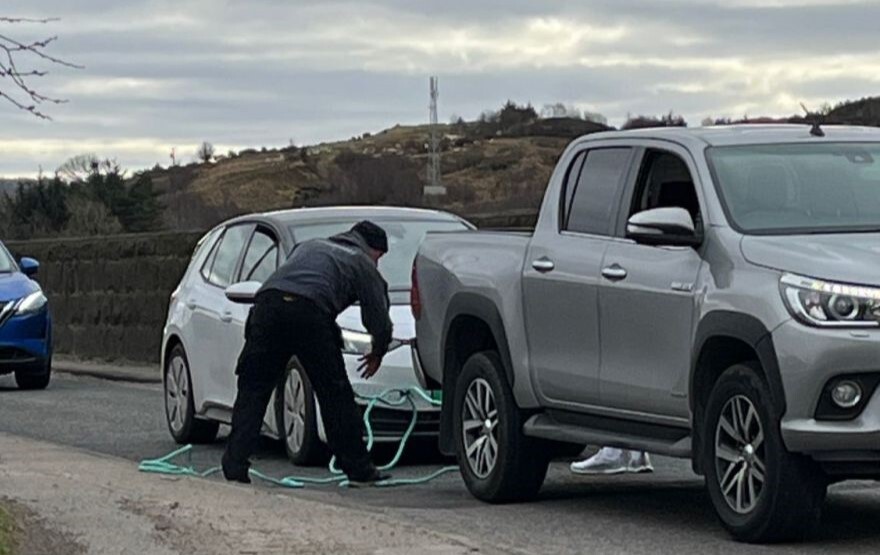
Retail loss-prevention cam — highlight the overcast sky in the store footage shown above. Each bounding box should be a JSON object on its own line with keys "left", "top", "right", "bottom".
{"left": 2, "top": 0, "right": 880, "bottom": 177}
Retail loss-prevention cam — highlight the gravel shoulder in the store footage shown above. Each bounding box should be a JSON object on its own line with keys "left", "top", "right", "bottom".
{"left": 0, "top": 432, "right": 492, "bottom": 555}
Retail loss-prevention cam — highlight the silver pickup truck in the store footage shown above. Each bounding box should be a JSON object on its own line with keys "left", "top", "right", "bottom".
{"left": 413, "top": 125, "right": 880, "bottom": 543}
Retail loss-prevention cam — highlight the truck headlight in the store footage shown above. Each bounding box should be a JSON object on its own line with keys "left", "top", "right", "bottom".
{"left": 781, "top": 273, "right": 880, "bottom": 327}
{"left": 341, "top": 328, "right": 372, "bottom": 355}
{"left": 15, "top": 291, "right": 48, "bottom": 315}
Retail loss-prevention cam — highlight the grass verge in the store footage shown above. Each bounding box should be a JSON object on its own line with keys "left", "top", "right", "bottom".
{"left": 0, "top": 503, "right": 16, "bottom": 555}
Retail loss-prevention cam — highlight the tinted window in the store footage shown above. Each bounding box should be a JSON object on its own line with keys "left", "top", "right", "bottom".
{"left": 290, "top": 218, "right": 469, "bottom": 290}
{"left": 240, "top": 229, "right": 278, "bottom": 283}
{"left": 560, "top": 151, "right": 587, "bottom": 225}
{"left": 205, "top": 225, "right": 252, "bottom": 287}
{"left": 566, "top": 148, "right": 632, "bottom": 235}
{"left": 708, "top": 143, "right": 880, "bottom": 234}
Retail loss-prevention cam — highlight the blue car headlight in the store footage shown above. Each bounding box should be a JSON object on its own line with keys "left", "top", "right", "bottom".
{"left": 15, "top": 291, "right": 48, "bottom": 315}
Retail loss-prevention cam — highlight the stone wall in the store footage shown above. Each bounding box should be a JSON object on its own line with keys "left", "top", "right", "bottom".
{"left": 7, "top": 232, "right": 203, "bottom": 364}
{"left": 4, "top": 211, "right": 537, "bottom": 364}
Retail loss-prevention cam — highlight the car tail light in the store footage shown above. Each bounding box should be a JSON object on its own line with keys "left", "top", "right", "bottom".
{"left": 411, "top": 259, "right": 422, "bottom": 320}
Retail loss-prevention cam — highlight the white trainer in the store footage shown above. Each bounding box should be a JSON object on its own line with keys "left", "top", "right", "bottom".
{"left": 628, "top": 450, "right": 654, "bottom": 474}
{"left": 570, "top": 447, "right": 628, "bottom": 475}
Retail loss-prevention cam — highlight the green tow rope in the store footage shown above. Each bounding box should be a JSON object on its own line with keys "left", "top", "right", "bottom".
{"left": 139, "top": 387, "right": 459, "bottom": 488}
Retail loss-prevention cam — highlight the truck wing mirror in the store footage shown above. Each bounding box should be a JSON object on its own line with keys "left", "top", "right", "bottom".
{"left": 627, "top": 207, "right": 701, "bottom": 247}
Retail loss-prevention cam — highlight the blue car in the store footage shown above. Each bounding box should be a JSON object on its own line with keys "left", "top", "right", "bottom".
{"left": 0, "top": 241, "right": 52, "bottom": 389}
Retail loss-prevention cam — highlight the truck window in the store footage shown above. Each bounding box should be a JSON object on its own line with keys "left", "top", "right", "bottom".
{"left": 629, "top": 150, "right": 702, "bottom": 231}
{"left": 565, "top": 148, "right": 632, "bottom": 235}
{"left": 560, "top": 151, "right": 587, "bottom": 226}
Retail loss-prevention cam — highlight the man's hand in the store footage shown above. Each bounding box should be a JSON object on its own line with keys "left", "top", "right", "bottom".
{"left": 358, "top": 353, "right": 383, "bottom": 379}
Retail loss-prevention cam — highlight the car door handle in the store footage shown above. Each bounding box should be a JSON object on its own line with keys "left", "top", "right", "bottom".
{"left": 601, "top": 264, "right": 628, "bottom": 281}
{"left": 186, "top": 298, "right": 197, "bottom": 310}
{"left": 531, "top": 258, "right": 555, "bottom": 273}
{"left": 220, "top": 310, "right": 233, "bottom": 323}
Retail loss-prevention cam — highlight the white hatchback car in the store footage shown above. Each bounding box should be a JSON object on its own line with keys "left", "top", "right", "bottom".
{"left": 161, "top": 207, "right": 472, "bottom": 465}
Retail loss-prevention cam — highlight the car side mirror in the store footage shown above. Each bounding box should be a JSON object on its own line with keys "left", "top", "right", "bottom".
{"left": 19, "top": 257, "right": 40, "bottom": 277}
{"left": 627, "top": 207, "right": 701, "bottom": 247}
{"left": 225, "top": 281, "right": 261, "bottom": 304}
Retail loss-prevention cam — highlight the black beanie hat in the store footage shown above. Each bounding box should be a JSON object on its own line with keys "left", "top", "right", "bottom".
{"left": 352, "top": 220, "right": 388, "bottom": 253}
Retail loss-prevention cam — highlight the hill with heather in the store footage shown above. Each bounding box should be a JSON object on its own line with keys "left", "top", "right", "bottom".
{"left": 8, "top": 96, "right": 880, "bottom": 237}
{"left": 147, "top": 113, "right": 609, "bottom": 230}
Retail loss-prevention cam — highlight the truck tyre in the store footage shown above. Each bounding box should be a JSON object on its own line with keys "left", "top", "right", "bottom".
{"left": 453, "top": 351, "right": 549, "bottom": 503}
{"left": 702, "top": 362, "right": 826, "bottom": 543}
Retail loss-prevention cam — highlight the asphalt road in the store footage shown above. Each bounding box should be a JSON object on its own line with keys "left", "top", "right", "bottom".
{"left": 3, "top": 373, "right": 880, "bottom": 554}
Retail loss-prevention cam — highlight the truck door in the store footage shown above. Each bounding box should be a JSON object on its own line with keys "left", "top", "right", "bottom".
{"left": 523, "top": 146, "right": 634, "bottom": 408}
{"left": 598, "top": 147, "right": 704, "bottom": 419}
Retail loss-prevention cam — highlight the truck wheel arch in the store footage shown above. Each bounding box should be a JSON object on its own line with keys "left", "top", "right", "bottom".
{"left": 689, "top": 311, "right": 786, "bottom": 474}
{"left": 437, "top": 293, "right": 516, "bottom": 454}
{"left": 442, "top": 293, "right": 516, "bottom": 387}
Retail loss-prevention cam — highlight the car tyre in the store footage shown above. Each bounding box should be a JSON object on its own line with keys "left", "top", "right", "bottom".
{"left": 164, "top": 344, "right": 219, "bottom": 444}
{"left": 275, "top": 358, "right": 328, "bottom": 466}
{"left": 702, "top": 362, "right": 827, "bottom": 543}
{"left": 454, "top": 351, "right": 549, "bottom": 503}
{"left": 15, "top": 356, "right": 52, "bottom": 390}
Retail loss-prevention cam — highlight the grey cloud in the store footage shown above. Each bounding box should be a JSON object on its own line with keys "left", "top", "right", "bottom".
{"left": 1, "top": 0, "right": 879, "bottom": 177}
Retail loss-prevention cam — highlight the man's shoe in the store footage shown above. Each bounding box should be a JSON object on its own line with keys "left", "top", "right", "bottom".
{"left": 570, "top": 447, "right": 628, "bottom": 475}
{"left": 347, "top": 467, "right": 391, "bottom": 488}
{"left": 221, "top": 453, "right": 251, "bottom": 484}
{"left": 628, "top": 451, "right": 654, "bottom": 474}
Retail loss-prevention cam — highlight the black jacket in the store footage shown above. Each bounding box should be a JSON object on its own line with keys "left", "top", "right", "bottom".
{"left": 259, "top": 230, "right": 393, "bottom": 357}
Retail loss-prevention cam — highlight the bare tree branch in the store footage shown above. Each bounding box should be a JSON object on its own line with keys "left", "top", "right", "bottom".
{"left": 0, "top": 16, "right": 82, "bottom": 119}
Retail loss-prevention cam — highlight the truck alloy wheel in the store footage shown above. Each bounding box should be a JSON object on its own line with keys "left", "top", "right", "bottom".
{"left": 703, "top": 363, "right": 826, "bottom": 543}
{"left": 714, "top": 394, "right": 766, "bottom": 514}
{"left": 462, "top": 377, "right": 499, "bottom": 478}
{"left": 454, "top": 351, "right": 549, "bottom": 503}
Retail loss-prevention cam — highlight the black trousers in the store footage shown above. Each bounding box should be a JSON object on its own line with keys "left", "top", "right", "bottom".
{"left": 222, "top": 290, "right": 372, "bottom": 478}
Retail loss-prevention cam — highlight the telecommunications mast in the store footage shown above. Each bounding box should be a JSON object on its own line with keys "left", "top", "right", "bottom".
{"left": 425, "top": 76, "right": 446, "bottom": 196}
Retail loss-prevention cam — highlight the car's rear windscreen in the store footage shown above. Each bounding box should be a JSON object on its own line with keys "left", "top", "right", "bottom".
{"left": 289, "top": 219, "right": 468, "bottom": 290}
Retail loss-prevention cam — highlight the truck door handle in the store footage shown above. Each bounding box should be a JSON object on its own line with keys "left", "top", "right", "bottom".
{"left": 601, "top": 264, "right": 628, "bottom": 281}
{"left": 531, "top": 258, "right": 555, "bottom": 273}
{"left": 220, "top": 310, "right": 233, "bottom": 323}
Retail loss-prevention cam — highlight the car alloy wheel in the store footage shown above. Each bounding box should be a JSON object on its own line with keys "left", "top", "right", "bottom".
{"left": 714, "top": 394, "right": 766, "bottom": 514}
{"left": 283, "top": 368, "right": 307, "bottom": 455}
{"left": 165, "top": 353, "right": 190, "bottom": 435}
{"left": 275, "top": 360, "right": 327, "bottom": 466}
{"left": 462, "top": 377, "right": 499, "bottom": 479}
